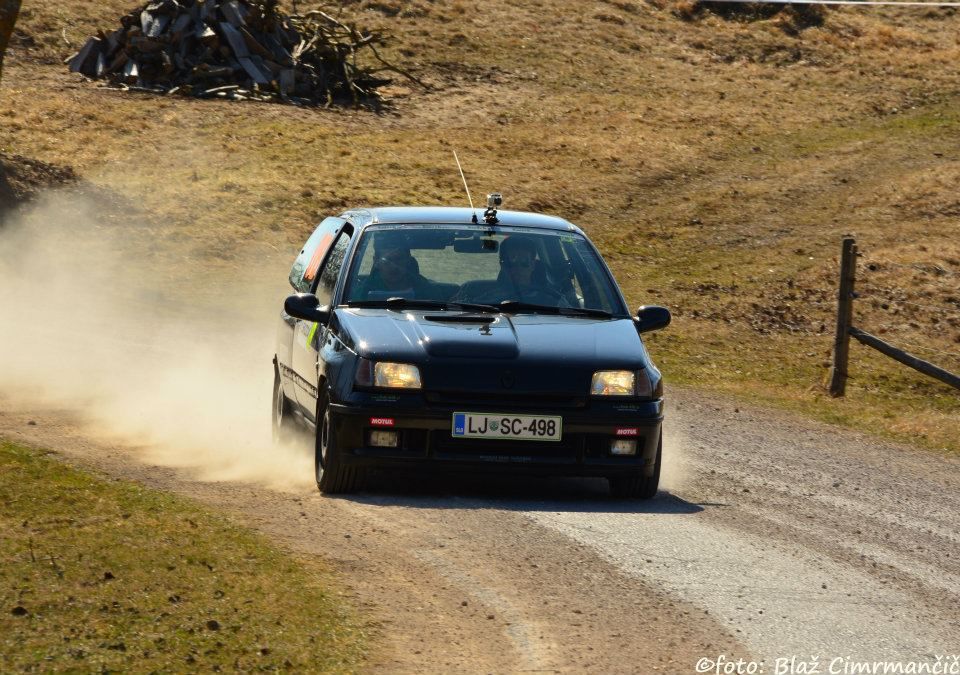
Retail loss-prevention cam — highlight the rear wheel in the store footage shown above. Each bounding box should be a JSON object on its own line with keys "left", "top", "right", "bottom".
{"left": 609, "top": 432, "right": 662, "bottom": 499}
{"left": 272, "top": 369, "right": 295, "bottom": 445}
{"left": 315, "top": 394, "right": 362, "bottom": 494}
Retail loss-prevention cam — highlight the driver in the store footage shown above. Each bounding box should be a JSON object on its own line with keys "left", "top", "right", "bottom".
{"left": 359, "top": 232, "right": 432, "bottom": 299}
{"left": 499, "top": 236, "right": 539, "bottom": 294}
{"left": 494, "top": 236, "right": 570, "bottom": 305}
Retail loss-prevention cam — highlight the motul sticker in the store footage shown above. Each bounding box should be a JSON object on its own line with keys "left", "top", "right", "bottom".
{"left": 615, "top": 427, "right": 639, "bottom": 437}
{"left": 370, "top": 417, "right": 395, "bottom": 427}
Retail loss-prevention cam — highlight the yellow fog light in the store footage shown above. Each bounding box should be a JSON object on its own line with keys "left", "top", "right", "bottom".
{"left": 591, "top": 370, "right": 635, "bottom": 396}
{"left": 610, "top": 439, "right": 637, "bottom": 456}
{"left": 374, "top": 362, "right": 422, "bottom": 389}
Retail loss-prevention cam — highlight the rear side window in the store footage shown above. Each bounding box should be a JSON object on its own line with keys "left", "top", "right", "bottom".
{"left": 288, "top": 217, "right": 345, "bottom": 292}
{"left": 315, "top": 232, "right": 351, "bottom": 307}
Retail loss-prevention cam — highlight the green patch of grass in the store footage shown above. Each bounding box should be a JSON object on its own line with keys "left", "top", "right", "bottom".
{"left": 0, "top": 440, "right": 365, "bottom": 672}
{"left": 648, "top": 322, "right": 960, "bottom": 456}
{"left": 761, "top": 106, "right": 960, "bottom": 159}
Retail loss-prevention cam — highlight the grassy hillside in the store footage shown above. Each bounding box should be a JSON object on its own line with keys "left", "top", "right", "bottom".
{"left": 2, "top": 0, "right": 958, "bottom": 451}
{"left": 0, "top": 440, "right": 365, "bottom": 671}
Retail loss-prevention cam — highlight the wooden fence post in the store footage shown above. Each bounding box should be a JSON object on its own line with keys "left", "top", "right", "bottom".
{"left": 828, "top": 237, "right": 858, "bottom": 397}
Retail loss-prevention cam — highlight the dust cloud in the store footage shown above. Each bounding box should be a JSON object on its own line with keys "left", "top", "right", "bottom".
{"left": 0, "top": 191, "right": 693, "bottom": 498}
{"left": 661, "top": 420, "right": 692, "bottom": 493}
{"left": 0, "top": 190, "right": 313, "bottom": 491}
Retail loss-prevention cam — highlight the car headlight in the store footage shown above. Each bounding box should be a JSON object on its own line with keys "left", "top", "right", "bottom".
{"left": 591, "top": 368, "right": 662, "bottom": 398}
{"left": 375, "top": 362, "right": 421, "bottom": 388}
{"left": 356, "top": 359, "right": 422, "bottom": 389}
{"left": 591, "top": 370, "right": 635, "bottom": 396}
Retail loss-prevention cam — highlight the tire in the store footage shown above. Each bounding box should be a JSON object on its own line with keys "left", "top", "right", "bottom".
{"left": 272, "top": 369, "right": 296, "bottom": 445}
{"left": 315, "top": 393, "right": 362, "bottom": 494}
{"left": 609, "top": 432, "right": 662, "bottom": 499}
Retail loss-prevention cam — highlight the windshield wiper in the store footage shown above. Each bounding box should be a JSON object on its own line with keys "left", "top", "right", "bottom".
{"left": 496, "top": 300, "right": 560, "bottom": 315}
{"left": 347, "top": 297, "right": 612, "bottom": 318}
{"left": 556, "top": 306, "right": 613, "bottom": 318}
{"left": 346, "top": 298, "right": 500, "bottom": 313}
{"left": 497, "top": 300, "right": 612, "bottom": 319}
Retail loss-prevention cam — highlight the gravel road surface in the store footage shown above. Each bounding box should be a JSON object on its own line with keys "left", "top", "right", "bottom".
{"left": 1, "top": 386, "right": 957, "bottom": 674}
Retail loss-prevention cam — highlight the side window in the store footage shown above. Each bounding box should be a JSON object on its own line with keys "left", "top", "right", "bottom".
{"left": 315, "top": 232, "right": 351, "bottom": 307}
{"left": 288, "top": 217, "right": 345, "bottom": 292}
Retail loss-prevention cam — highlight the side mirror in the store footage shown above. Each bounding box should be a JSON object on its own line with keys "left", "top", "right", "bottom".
{"left": 635, "top": 305, "right": 671, "bottom": 333}
{"left": 284, "top": 293, "right": 331, "bottom": 324}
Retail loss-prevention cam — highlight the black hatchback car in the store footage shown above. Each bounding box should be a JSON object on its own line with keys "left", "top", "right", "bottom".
{"left": 273, "top": 205, "right": 670, "bottom": 498}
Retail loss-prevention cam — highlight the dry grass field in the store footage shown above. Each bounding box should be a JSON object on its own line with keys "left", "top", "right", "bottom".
{"left": 2, "top": 0, "right": 958, "bottom": 451}
{"left": 0, "top": 440, "right": 365, "bottom": 671}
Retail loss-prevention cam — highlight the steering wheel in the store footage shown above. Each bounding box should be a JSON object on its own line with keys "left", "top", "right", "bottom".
{"left": 518, "top": 286, "right": 566, "bottom": 305}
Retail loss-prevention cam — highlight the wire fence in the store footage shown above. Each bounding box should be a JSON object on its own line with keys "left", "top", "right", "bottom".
{"left": 855, "top": 289, "right": 960, "bottom": 316}
{"left": 873, "top": 262, "right": 957, "bottom": 278}
{"left": 877, "top": 338, "right": 960, "bottom": 363}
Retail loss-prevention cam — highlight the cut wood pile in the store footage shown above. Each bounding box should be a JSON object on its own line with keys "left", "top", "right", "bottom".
{"left": 67, "top": 0, "right": 416, "bottom": 105}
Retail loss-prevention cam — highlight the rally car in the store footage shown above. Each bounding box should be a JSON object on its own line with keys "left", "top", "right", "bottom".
{"left": 273, "top": 198, "right": 670, "bottom": 498}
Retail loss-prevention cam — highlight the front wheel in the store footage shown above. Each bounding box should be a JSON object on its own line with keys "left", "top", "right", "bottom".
{"left": 272, "top": 369, "right": 295, "bottom": 445}
{"left": 315, "top": 394, "right": 362, "bottom": 494}
{"left": 609, "top": 432, "right": 662, "bottom": 499}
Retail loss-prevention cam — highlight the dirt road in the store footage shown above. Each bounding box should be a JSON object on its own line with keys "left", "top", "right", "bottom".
{"left": 1, "top": 385, "right": 956, "bottom": 674}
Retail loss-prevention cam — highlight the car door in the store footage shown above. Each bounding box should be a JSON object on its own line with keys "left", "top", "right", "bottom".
{"left": 282, "top": 217, "right": 346, "bottom": 409}
{"left": 291, "top": 226, "right": 352, "bottom": 416}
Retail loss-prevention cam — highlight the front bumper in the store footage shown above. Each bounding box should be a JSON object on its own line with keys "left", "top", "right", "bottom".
{"left": 328, "top": 398, "right": 663, "bottom": 478}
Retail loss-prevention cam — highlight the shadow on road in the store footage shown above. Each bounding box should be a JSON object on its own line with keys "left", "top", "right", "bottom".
{"left": 337, "top": 471, "right": 707, "bottom": 515}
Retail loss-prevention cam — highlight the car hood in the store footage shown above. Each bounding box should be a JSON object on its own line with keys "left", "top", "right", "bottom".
{"left": 334, "top": 308, "right": 650, "bottom": 395}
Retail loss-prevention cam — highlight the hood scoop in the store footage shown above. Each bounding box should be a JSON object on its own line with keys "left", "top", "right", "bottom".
{"left": 414, "top": 316, "right": 519, "bottom": 359}
{"left": 425, "top": 313, "right": 495, "bottom": 323}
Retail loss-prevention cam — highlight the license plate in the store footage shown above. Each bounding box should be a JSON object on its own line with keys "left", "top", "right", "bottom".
{"left": 452, "top": 412, "right": 562, "bottom": 441}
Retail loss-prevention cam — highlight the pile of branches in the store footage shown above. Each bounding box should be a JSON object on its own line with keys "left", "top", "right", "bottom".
{"left": 67, "top": 0, "right": 420, "bottom": 105}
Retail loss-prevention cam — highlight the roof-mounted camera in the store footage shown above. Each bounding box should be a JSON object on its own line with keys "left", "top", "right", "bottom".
{"left": 484, "top": 193, "right": 502, "bottom": 225}
{"left": 452, "top": 151, "right": 502, "bottom": 225}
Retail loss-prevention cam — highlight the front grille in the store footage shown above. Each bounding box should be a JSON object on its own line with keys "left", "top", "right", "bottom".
{"left": 424, "top": 391, "right": 587, "bottom": 410}
{"left": 583, "top": 434, "right": 608, "bottom": 459}
{"left": 431, "top": 431, "right": 583, "bottom": 463}
{"left": 399, "top": 429, "right": 429, "bottom": 451}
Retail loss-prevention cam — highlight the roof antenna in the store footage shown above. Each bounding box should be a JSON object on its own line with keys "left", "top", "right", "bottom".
{"left": 453, "top": 150, "right": 479, "bottom": 224}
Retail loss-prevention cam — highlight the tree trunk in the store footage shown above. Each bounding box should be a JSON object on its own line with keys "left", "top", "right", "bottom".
{"left": 0, "top": 0, "right": 23, "bottom": 86}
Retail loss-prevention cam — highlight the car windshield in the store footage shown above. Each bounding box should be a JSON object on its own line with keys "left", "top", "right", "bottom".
{"left": 341, "top": 224, "right": 627, "bottom": 315}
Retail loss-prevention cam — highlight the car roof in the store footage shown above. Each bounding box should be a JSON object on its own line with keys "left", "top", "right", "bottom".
{"left": 339, "top": 206, "right": 581, "bottom": 233}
